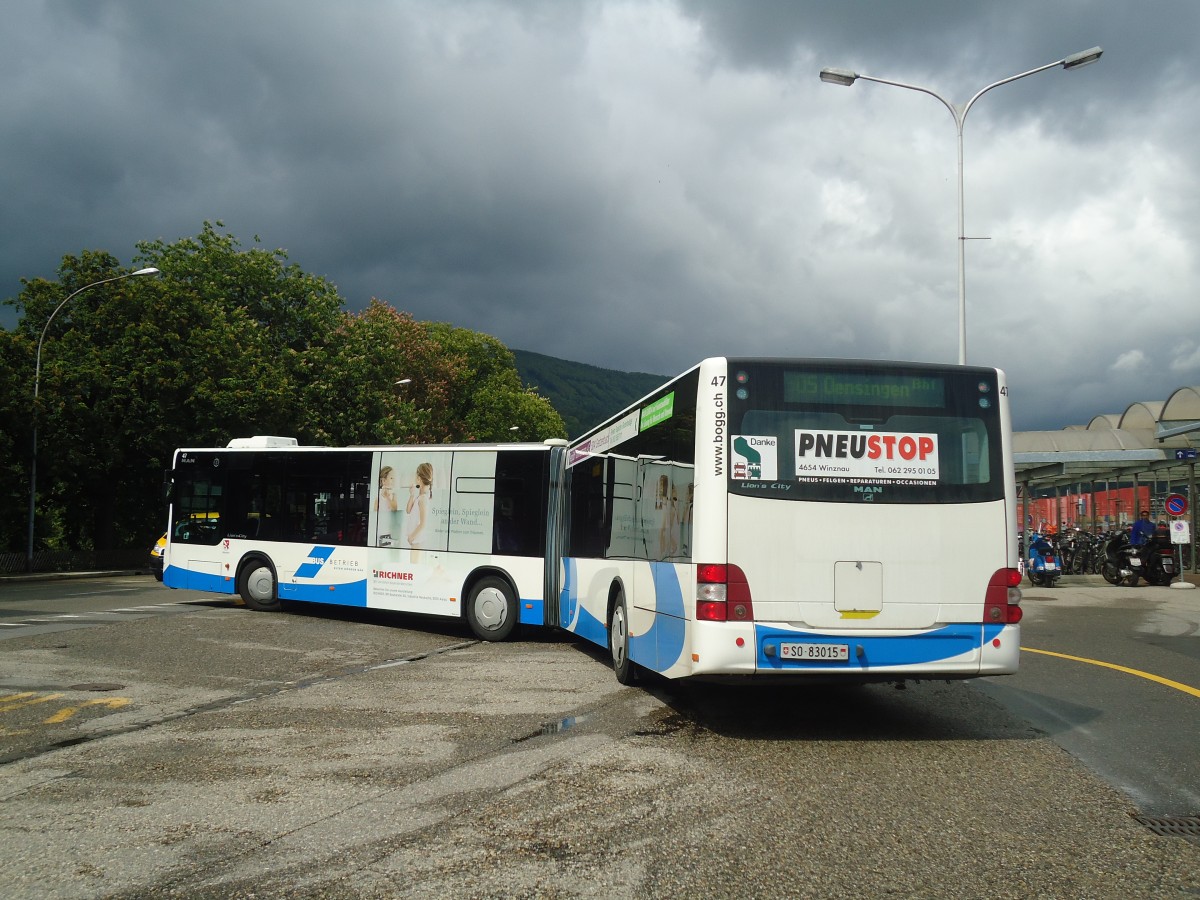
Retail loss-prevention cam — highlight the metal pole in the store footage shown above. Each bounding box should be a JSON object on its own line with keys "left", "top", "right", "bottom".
{"left": 955, "top": 122, "right": 967, "bottom": 364}
{"left": 1191, "top": 460, "right": 1197, "bottom": 573}
{"left": 819, "top": 49, "right": 1102, "bottom": 365}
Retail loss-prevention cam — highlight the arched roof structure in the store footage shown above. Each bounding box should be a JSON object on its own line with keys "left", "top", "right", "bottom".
{"left": 1118, "top": 401, "right": 1165, "bottom": 431}
{"left": 1015, "top": 386, "right": 1200, "bottom": 490}
{"left": 1086, "top": 414, "right": 1121, "bottom": 430}
{"left": 1163, "top": 386, "right": 1200, "bottom": 422}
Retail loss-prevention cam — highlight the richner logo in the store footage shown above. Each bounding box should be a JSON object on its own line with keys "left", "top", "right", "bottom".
{"left": 373, "top": 570, "right": 415, "bottom": 581}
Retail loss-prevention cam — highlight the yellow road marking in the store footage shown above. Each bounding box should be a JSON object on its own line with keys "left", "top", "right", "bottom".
{"left": 1024, "top": 647, "right": 1200, "bottom": 699}
{"left": 42, "top": 697, "right": 130, "bottom": 725}
{"left": 0, "top": 693, "right": 65, "bottom": 713}
{"left": 0, "top": 692, "right": 37, "bottom": 703}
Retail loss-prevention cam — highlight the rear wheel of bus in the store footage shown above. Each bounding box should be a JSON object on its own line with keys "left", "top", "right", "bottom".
{"left": 609, "top": 589, "right": 637, "bottom": 685}
{"left": 465, "top": 575, "right": 518, "bottom": 641}
{"left": 238, "top": 558, "right": 281, "bottom": 612}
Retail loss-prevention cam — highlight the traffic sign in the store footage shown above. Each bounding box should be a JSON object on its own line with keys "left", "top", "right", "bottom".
{"left": 1165, "top": 493, "right": 1188, "bottom": 516}
{"left": 1171, "top": 520, "right": 1191, "bottom": 545}
{"left": 1176, "top": 449, "right": 1197, "bottom": 460}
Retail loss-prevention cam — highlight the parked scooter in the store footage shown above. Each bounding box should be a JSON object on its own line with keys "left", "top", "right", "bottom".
{"left": 1102, "top": 529, "right": 1143, "bottom": 586}
{"left": 1026, "top": 532, "right": 1061, "bottom": 587}
{"left": 1139, "top": 522, "right": 1178, "bottom": 586}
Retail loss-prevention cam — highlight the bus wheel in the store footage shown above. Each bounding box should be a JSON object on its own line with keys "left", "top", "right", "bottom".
{"left": 609, "top": 591, "right": 637, "bottom": 685}
{"left": 239, "top": 561, "right": 280, "bottom": 612}
{"left": 466, "top": 576, "right": 517, "bottom": 641}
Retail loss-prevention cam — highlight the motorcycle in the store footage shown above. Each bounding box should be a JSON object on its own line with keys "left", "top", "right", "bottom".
{"left": 1139, "top": 524, "right": 1178, "bottom": 586}
{"left": 1101, "top": 530, "right": 1143, "bottom": 586}
{"left": 1026, "top": 532, "right": 1061, "bottom": 587}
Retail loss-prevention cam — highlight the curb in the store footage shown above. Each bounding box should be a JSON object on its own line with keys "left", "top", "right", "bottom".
{"left": 0, "top": 570, "right": 144, "bottom": 585}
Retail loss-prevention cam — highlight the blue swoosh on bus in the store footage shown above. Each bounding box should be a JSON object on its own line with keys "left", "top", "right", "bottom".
{"left": 294, "top": 546, "right": 336, "bottom": 579}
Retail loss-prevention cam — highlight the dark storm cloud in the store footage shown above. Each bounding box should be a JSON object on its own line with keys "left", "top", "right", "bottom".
{"left": 2, "top": 1, "right": 1198, "bottom": 431}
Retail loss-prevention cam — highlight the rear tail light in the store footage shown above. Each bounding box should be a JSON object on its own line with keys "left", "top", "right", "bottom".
{"left": 983, "top": 568, "right": 1023, "bottom": 625}
{"left": 696, "top": 563, "right": 754, "bottom": 622}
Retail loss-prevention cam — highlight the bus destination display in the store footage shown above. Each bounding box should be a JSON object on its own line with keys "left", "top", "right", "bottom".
{"left": 784, "top": 371, "right": 945, "bottom": 408}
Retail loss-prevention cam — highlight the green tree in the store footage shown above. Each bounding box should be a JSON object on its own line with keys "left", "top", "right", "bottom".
{"left": 9, "top": 251, "right": 173, "bottom": 552}
{"left": 4, "top": 224, "right": 347, "bottom": 554}
{"left": 130, "top": 221, "right": 341, "bottom": 445}
{"left": 302, "top": 300, "right": 455, "bottom": 445}
{"left": 424, "top": 322, "right": 566, "bottom": 442}
{"left": 136, "top": 222, "right": 344, "bottom": 355}
{"left": 0, "top": 223, "right": 567, "bottom": 560}
{"left": 0, "top": 327, "right": 32, "bottom": 552}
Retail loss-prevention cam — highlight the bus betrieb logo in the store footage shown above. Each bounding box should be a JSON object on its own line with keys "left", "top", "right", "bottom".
{"left": 294, "top": 546, "right": 335, "bottom": 579}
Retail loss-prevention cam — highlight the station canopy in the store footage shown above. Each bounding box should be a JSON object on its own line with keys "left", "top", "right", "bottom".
{"left": 1013, "top": 385, "right": 1200, "bottom": 489}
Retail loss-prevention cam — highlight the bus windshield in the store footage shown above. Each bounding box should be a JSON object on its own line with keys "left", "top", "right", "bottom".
{"left": 726, "top": 360, "right": 1004, "bottom": 504}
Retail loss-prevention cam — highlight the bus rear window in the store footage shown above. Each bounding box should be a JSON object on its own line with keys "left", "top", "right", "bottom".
{"left": 727, "top": 363, "right": 1004, "bottom": 504}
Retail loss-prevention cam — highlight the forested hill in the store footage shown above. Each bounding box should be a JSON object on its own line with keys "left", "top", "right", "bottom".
{"left": 512, "top": 349, "right": 668, "bottom": 438}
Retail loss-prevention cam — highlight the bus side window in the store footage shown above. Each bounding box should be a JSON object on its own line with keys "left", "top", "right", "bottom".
{"left": 493, "top": 495, "right": 521, "bottom": 554}
{"left": 492, "top": 451, "right": 550, "bottom": 558}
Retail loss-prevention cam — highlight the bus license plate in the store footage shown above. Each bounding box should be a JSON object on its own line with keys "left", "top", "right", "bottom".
{"left": 779, "top": 642, "right": 849, "bottom": 662}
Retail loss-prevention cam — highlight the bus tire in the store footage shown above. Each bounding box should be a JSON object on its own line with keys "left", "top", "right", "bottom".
{"left": 239, "top": 560, "right": 280, "bottom": 612}
{"left": 609, "top": 590, "right": 637, "bottom": 685}
{"left": 466, "top": 576, "right": 518, "bottom": 641}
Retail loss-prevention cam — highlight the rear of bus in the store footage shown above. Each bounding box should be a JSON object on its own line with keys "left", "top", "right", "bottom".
{"left": 691, "top": 357, "right": 1021, "bottom": 681}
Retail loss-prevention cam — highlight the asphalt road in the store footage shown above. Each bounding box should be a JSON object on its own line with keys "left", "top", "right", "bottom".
{"left": 977, "top": 577, "right": 1200, "bottom": 818}
{"left": 0, "top": 574, "right": 1196, "bottom": 898}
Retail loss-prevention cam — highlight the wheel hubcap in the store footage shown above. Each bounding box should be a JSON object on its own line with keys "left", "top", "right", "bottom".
{"left": 247, "top": 567, "right": 274, "bottom": 602}
{"left": 611, "top": 607, "right": 627, "bottom": 666}
{"left": 474, "top": 587, "right": 508, "bottom": 631}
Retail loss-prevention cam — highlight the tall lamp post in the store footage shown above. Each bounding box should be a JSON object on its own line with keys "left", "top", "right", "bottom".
{"left": 25, "top": 267, "right": 161, "bottom": 572}
{"left": 819, "top": 47, "right": 1102, "bottom": 365}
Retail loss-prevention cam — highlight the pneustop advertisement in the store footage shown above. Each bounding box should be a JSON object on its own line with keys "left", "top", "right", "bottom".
{"left": 732, "top": 429, "right": 940, "bottom": 482}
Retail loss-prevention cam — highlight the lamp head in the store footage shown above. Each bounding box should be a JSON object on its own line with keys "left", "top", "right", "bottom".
{"left": 819, "top": 67, "right": 858, "bottom": 86}
{"left": 1062, "top": 47, "right": 1103, "bottom": 70}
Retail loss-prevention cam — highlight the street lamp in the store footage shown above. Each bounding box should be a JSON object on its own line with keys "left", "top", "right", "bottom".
{"left": 819, "top": 47, "right": 1102, "bottom": 365}
{"left": 26, "top": 267, "right": 161, "bottom": 572}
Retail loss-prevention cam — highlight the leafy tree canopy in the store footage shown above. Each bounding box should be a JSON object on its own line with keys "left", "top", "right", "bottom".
{"left": 0, "top": 223, "right": 565, "bottom": 558}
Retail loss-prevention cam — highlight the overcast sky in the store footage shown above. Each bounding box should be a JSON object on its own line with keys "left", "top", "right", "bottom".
{"left": 3, "top": 0, "right": 1197, "bottom": 431}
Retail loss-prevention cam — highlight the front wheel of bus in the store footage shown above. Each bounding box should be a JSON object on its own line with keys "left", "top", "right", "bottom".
{"left": 239, "top": 561, "right": 280, "bottom": 612}
{"left": 466, "top": 576, "right": 518, "bottom": 641}
{"left": 609, "top": 592, "right": 637, "bottom": 685}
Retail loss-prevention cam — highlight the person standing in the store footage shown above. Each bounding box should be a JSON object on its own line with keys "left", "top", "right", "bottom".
{"left": 1130, "top": 509, "right": 1156, "bottom": 547}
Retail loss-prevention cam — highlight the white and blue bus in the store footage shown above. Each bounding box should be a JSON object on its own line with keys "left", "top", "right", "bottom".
{"left": 163, "top": 357, "right": 1022, "bottom": 684}
{"left": 562, "top": 357, "right": 1022, "bottom": 684}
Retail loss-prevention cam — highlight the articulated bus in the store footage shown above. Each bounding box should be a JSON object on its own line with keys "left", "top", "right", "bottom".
{"left": 163, "top": 357, "right": 1022, "bottom": 684}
